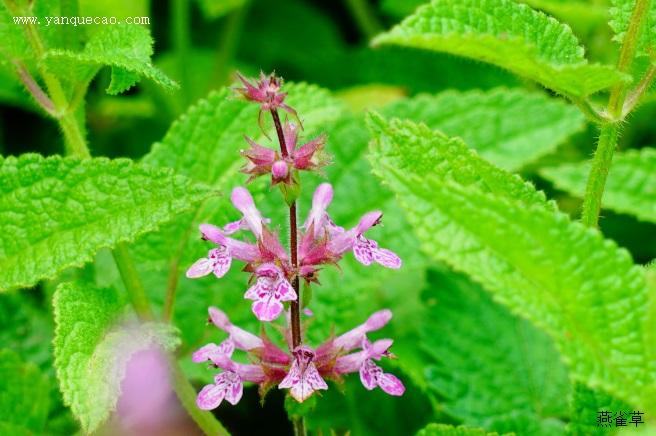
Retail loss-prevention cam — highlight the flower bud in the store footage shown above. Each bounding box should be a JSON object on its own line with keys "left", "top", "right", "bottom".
{"left": 271, "top": 160, "right": 289, "bottom": 181}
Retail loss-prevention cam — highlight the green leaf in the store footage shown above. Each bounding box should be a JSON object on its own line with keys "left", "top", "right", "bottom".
{"left": 0, "top": 154, "right": 213, "bottom": 291}
{"left": 610, "top": 0, "right": 656, "bottom": 57}
{"left": 0, "top": 348, "right": 50, "bottom": 434}
{"left": 568, "top": 383, "right": 630, "bottom": 435}
{"left": 383, "top": 88, "right": 585, "bottom": 171}
{"left": 367, "top": 115, "right": 654, "bottom": 410}
{"left": 416, "top": 423, "right": 507, "bottom": 436}
{"left": 420, "top": 269, "right": 569, "bottom": 435}
{"left": 53, "top": 281, "right": 180, "bottom": 433}
{"left": 372, "top": 0, "right": 626, "bottom": 97}
{"left": 0, "top": 4, "right": 31, "bottom": 61}
{"left": 45, "top": 24, "right": 177, "bottom": 94}
{"left": 540, "top": 148, "right": 656, "bottom": 223}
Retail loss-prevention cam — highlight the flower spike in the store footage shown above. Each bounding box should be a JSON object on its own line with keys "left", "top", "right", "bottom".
{"left": 191, "top": 75, "right": 405, "bottom": 409}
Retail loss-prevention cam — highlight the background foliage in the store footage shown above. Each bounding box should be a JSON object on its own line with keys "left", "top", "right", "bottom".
{"left": 1, "top": 0, "right": 656, "bottom": 435}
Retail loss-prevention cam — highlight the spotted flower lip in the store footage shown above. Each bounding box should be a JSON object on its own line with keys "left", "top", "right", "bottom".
{"left": 278, "top": 345, "right": 328, "bottom": 402}
{"left": 244, "top": 263, "right": 296, "bottom": 321}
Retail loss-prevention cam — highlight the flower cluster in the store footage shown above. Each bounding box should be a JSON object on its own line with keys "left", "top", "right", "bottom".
{"left": 187, "top": 72, "right": 405, "bottom": 408}
{"left": 193, "top": 308, "right": 404, "bottom": 408}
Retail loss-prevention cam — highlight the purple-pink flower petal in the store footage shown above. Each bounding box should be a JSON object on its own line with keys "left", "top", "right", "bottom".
{"left": 244, "top": 263, "right": 296, "bottom": 322}
{"left": 208, "top": 307, "right": 264, "bottom": 350}
{"left": 186, "top": 247, "right": 232, "bottom": 279}
{"left": 196, "top": 371, "right": 243, "bottom": 410}
{"left": 231, "top": 187, "right": 264, "bottom": 238}
{"left": 279, "top": 346, "right": 328, "bottom": 402}
{"left": 359, "top": 359, "right": 404, "bottom": 396}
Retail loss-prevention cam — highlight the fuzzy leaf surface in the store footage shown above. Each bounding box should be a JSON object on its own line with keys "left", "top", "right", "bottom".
{"left": 384, "top": 88, "right": 585, "bottom": 170}
{"left": 53, "top": 281, "right": 180, "bottom": 433}
{"left": 45, "top": 24, "right": 177, "bottom": 93}
{"left": 610, "top": 0, "right": 656, "bottom": 57}
{"left": 420, "top": 269, "right": 569, "bottom": 435}
{"left": 541, "top": 148, "right": 656, "bottom": 223}
{"left": 0, "top": 154, "right": 212, "bottom": 291}
{"left": 373, "top": 0, "right": 625, "bottom": 97}
{"left": 368, "top": 115, "right": 654, "bottom": 409}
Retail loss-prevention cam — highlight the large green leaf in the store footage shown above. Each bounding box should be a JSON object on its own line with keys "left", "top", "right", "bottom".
{"left": 0, "top": 348, "right": 50, "bottom": 435}
{"left": 419, "top": 269, "right": 569, "bottom": 435}
{"left": 53, "top": 281, "right": 180, "bottom": 433}
{"left": 610, "top": 0, "right": 656, "bottom": 57}
{"left": 417, "top": 423, "right": 507, "bottom": 436}
{"left": 373, "top": 0, "right": 626, "bottom": 98}
{"left": 541, "top": 148, "right": 656, "bottom": 223}
{"left": 367, "top": 115, "right": 654, "bottom": 410}
{"left": 568, "top": 383, "right": 630, "bottom": 435}
{"left": 0, "top": 154, "right": 213, "bottom": 291}
{"left": 45, "top": 24, "right": 177, "bottom": 94}
{"left": 383, "top": 88, "right": 585, "bottom": 171}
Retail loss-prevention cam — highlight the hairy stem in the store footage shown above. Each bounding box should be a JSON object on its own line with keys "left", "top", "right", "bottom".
{"left": 623, "top": 64, "right": 656, "bottom": 116}
{"left": 12, "top": 60, "right": 56, "bottom": 115}
{"left": 270, "top": 108, "right": 302, "bottom": 348}
{"left": 581, "top": 123, "right": 620, "bottom": 227}
{"left": 581, "top": 0, "right": 652, "bottom": 227}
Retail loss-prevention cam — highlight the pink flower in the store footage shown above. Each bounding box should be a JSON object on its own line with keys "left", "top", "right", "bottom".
{"left": 185, "top": 187, "right": 283, "bottom": 280}
{"left": 335, "top": 339, "right": 405, "bottom": 396}
{"left": 234, "top": 71, "right": 298, "bottom": 130}
{"left": 315, "top": 309, "right": 392, "bottom": 361}
{"left": 278, "top": 345, "right": 328, "bottom": 402}
{"left": 196, "top": 354, "right": 267, "bottom": 410}
{"left": 298, "top": 184, "right": 402, "bottom": 281}
{"left": 240, "top": 122, "right": 328, "bottom": 185}
{"left": 193, "top": 307, "right": 404, "bottom": 408}
{"left": 185, "top": 246, "right": 232, "bottom": 279}
{"left": 244, "top": 263, "right": 297, "bottom": 321}
{"left": 196, "top": 371, "right": 243, "bottom": 410}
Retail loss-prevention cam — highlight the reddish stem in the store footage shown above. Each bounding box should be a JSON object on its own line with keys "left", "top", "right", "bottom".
{"left": 270, "top": 108, "right": 302, "bottom": 348}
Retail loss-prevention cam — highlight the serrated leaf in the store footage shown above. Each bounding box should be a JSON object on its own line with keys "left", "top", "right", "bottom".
{"left": 367, "top": 115, "right": 654, "bottom": 410}
{"left": 45, "top": 24, "right": 177, "bottom": 94}
{"left": 383, "top": 88, "right": 585, "bottom": 171}
{"left": 373, "top": 0, "right": 626, "bottom": 97}
{"left": 540, "top": 148, "right": 656, "bottom": 223}
{"left": 0, "top": 154, "right": 213, "bottom": 291}
{"left": 0, "top": 348, "right": 50, "bottom": 434}
{"left": 53, "top": 281, "right": 180, "bottom": 433}
{"left": 417, "top": 423, "right": 507, "bottom": 436}
{"left": 420, "top": 269, "right": 569, "bottom": 435}
{"left": 610, "top": 0, "right": 656, "bottom": 57}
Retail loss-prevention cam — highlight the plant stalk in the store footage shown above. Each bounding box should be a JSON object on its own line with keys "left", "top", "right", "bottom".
{"left": 112, "top": 243, "right": 155, "bottom": 320}
{"left": 580, "top": 0, "right": 652, "bottom": 227}
{"left": 270, "top": 108, "right": 302, "bottom": 349}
